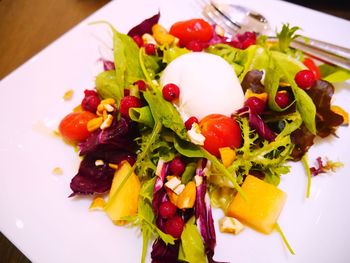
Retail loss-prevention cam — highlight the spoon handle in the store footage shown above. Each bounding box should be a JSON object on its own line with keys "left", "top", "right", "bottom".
{"left": 290, "top": 40, "right": 350, "bottom": 70}
{"left": 294, "top": 36, "right": 350, "bottom": 60}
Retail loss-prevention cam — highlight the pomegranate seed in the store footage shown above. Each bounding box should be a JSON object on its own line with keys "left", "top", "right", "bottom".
{"left": 275, "top": 91, "right": 291, "bottom": 108}
{"left": 244, "top": 96, "right": 266, "bottom": 114}
{"left": 159, "top": 201, "right": 177, "bottom": 219}
{"left": 119, "top": 95, "right": 142, "bottom": 118}
{"left": 134, "top": 80, "right": 147, "bottom": 91}
{"left": 294, "top": 69, "right": 316, "bottom": 89}
{"left": 164, "top": 215, "right": 184, "bottom": 238}
{"left": 132, "top": 35, "right": 144, "bottom": 48}
{"left": 81, "top": 90, "right": 100, "bottom": 113}
{"left": 162, "top": 83, "right": 180, "bottom": 101}
{"left": 184, "top": 116, "right": 199, "bottom": 130}
{"left": 145, "top": 43, "right": 156, "bottom": 55}
{"left": 170, "top": 157, "right": 186, "bottom": 176}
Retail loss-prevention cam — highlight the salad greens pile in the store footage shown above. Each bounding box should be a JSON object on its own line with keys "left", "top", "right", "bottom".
{"left": 62, "top": 12, "right": 348, "bottom": 263}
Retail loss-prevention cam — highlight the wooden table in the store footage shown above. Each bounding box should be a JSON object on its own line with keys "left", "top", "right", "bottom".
{"left": 0, "top": 0, "right": 349, "bottom": 262}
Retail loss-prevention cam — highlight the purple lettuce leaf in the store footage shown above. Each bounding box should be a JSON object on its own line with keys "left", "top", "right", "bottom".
{"left": 237, "top": 106, "right": 277, "bottom": 142}
{"left": 69, "top": 150, "right": 135, "bottom": 196}
{"left": 195, "top": 159, "right": 222, "bottom": 263}
{"left": 306, "top": 80, "right": 344, "bottom": 137}
{"left": 127, "top": 12, "right": 160, "bottom": 37}
{"left": 241, "top": 69, "right": 265, "bottom": 93}
{"left": 78, "top": 117, "right": 137, "bottom": 156}
{"left": 151, "top": 238, "right": 180, "bottom": 263}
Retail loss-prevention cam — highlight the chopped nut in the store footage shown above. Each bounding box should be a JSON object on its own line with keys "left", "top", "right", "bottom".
{"left": 165, "top": 176, "right": 182, "bottom": 191}
{"left": 152, "top": 24, "right": 175, "bottom": 45}
{"left": 187, "top": 123, "right": 205, "bottom": 145}
{"left": 104, "top": 103, "right": 114, "bottom": 113}
{"left": 87, "top": 117, "right": 103, "bottom": 132}
{"left": 219, "top": 216, "right": 245, "bottom": 234}
{"left": 97, "top": 104, "right": 105, "bottom": 114}
{"left": 142, "top": 33, "right": 157, "bottom": 45}
{"left": 108, "top": 163, "right": 119, "bottom": 170}
{"left": 52, "top": 167, "right": 63, "bottom": 175}
{"left": 89, "top": 197, "right": 106, "bottom": 210}
{"left": 95, "top": 159, "right": 104, "bottom": 166}
{"left": 63, "top": 89, "right": 74, "bottom": 100}
{"left": 215, "top": 25, "right": 225, "bottom": 37}
{"left": 100, "top": 114, "right": 113, "bottom": 129}
{"left": 101, "top": 98, "right": 115, "bottom": 105}
{"left": 194, "top": 175, "right": 203, "bottom": 187}
{"left": 173, "top": 183, "right": 185, "bottom": 195}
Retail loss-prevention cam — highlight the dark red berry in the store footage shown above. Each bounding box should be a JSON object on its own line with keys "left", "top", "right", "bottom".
{"left": 162, "top": 83, "right": 180, "bottom": 101}
{"left": 119, "top": 95, "right": 142, "bottom": 118}
{"left": 164, "top": 215, "right": 184, "bottom": 238}
{"left": 170, "top": 157, "right": 186, "bottom": 176}
{"left": 244, "top": 96, "right": 266, "bottom": 114}
{"left": 81, "top": 90, "right": 100, "bottom": 113}
{"left": 145, "top": 43, "right": 156, "bottom": 55}
{"left": 294, "top": 69, "right": 316, "bottom": 89}
{"left": 185, "top": 116, "right": 199, "bottom": 130}
{"left": 84, "top": 89, "right": 98, "bottom": 97}
{"left": 275, "top": 91, "right": 291, "bottom": 108}
{"left": 159, "top": 201, "right": 177, "bottom": 219}
{"left": 132, "top": 35, "right": 144, "bottom": 48}
{"left": 134, "top": 80, "right": 147, "bottom": 91}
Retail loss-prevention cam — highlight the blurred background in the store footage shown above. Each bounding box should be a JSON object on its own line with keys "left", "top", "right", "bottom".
{"left": 0, "top": 0, "right": 349, "bottom": 262}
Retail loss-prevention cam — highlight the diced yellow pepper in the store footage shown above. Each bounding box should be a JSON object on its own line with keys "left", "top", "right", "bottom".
{"left": 177, "top": 181, "right": 196, "bottom": 209}
{"left": 219, "top": 147, "right": 236, "bottom": 167}
{"left": 226, "top": 175, "right": 287, "bottom": 234}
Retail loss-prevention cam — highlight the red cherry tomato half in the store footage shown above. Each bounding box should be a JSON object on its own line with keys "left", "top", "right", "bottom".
{"left": 199, "top": 114, "right": 242, "bottom": 157}
{"left": 303, "top": 58, "right": 321, "bottom": 80}
{"left": 59, "top": 111, "right": 97, "bottom": 142}
{"left": 169, "top": 18, "right": 213, "bottom": 47}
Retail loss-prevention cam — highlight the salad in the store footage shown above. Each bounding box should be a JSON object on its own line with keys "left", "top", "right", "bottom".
{"left": 58, "top": 12, "right": 349, "bottom": 263}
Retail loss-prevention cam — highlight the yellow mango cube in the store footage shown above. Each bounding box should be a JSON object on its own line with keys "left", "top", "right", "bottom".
{"left": 226, "top": 175, "right": 286, "bottom": 234}
{"left": 104, "top": 161, "right": 140, "bottom": 225}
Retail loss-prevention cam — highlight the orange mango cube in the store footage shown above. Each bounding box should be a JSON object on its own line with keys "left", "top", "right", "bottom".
{"left": 226, "top": 175, "right": 287, "bottom": 234}
{"left": 104, "top": 161, "right": 140, "bottom": 225}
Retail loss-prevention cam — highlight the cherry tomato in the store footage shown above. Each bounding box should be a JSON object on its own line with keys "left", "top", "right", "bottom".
{"left": 59, "top": 111, "right": 97, "bottom": 142}
{"left": 199, "top": 114, "right": 242, "bottom": 157}
{"left": 169, "top": 18, "right": 213, "bottom": 47}
{"left": 303, "top": 58, "right": 321, "bottom": 80}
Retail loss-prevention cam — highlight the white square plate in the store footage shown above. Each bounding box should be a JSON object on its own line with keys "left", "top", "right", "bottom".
{"left": 1, "top": 0, "right": 350, "bottom": 262}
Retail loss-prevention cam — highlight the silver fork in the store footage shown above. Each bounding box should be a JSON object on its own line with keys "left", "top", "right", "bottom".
{"left": 199, "top": 0, "right": 350, "bottom": 70}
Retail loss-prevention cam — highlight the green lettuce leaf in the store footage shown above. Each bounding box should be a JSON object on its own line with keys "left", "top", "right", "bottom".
{"left": 143, "top": 89, "right": 187, "bottom": 140}
{"left": 319, "top": 64, "right": 350, "bottom": 83}
{"left": 178, "top": 217, "right": 206, "bottom": 263}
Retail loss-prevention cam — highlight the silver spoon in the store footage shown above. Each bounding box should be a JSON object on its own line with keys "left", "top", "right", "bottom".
{"left": 203, "top": 1, "right": 350, "bottom": 70}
